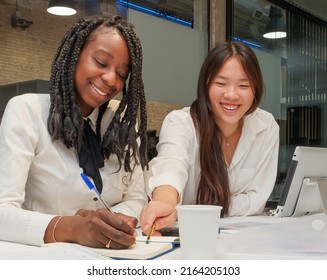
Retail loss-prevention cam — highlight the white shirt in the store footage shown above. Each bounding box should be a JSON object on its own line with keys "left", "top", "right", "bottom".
{"left": 146, "top": 107, "right": 279, "bottom": 216}
{"left": 0, "top": 94, "right": 147, "bottom": 246}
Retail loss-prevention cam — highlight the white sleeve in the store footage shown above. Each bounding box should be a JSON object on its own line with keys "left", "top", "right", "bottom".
{"left": 146, "top": 109, "right": 195, "bottom": 202}
{"left": 0, "top": 96, "right": 54, "bottom": 246}
{"left": 111, "top": 163, "right": 148, "bottom": 223}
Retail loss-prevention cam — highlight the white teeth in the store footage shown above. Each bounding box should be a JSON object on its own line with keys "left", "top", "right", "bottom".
{"left": 223, "top": 104, "right": 238, "bottom": 110}
{"left": 91, "top": 83, "right": 108, "bottom": 96}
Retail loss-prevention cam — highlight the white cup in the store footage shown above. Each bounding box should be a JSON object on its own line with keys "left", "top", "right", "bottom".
{"left": 176, "top": 205, "right": 222, "bottom": 260}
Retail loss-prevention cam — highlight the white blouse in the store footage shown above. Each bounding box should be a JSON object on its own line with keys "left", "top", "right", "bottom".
{"left": 0, "top": 94, "right": 147, "bottom": 246}
{"left": 146, "top": 107, "right": 279, "bottom": 216}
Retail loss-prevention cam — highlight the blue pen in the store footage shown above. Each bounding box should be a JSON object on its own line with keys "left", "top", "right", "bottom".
{"left": 80, "top": 173, "right": 115, "bottom": 214}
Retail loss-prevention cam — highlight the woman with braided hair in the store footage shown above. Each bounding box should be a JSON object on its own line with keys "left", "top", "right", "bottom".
{"left": 0, "top": 15, "right": 148, "bottom": 249}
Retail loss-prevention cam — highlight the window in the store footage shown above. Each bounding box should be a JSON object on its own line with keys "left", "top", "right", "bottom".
{"left": 230, "top": 0, "right": 327, "bottom": 204}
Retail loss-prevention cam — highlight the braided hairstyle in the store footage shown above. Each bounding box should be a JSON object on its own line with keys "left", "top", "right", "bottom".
{"left": 47, "top": 15, "right": 148, "bottom": 172}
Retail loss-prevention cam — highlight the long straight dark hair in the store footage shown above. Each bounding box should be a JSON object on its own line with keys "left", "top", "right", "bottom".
{"left": 190, "top": 41, "right": 264, "bottom": 216}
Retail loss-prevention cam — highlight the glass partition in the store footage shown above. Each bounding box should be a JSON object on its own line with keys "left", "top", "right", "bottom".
{"left": 231, "top": 0, "right": 327, "bottom": 204}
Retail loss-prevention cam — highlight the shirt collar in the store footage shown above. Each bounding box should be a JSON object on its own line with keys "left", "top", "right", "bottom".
{"left": 243, "top": 108, "right": 267, "bottom": 139}
{"left": 84, "top": 108, "right": 99, "bottom": 127}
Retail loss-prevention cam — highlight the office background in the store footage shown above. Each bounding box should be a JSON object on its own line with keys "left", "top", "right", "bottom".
{"left": 0, "top": 0, "right": 326, "bottom": 205}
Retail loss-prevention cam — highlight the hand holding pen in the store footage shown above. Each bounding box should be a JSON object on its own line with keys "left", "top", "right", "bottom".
{"left": 79, "top": 173, "right": 137, "bottom": 248}
{"left": 141, "top": 200, "right": 177, "bottom": 239}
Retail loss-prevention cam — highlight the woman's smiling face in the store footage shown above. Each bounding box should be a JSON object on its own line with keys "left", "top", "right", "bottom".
{"left": 74, "top": 27, "right": 130, "bottom": 116}
{"left": 208, "top": 56, "right": 254, "bottom": 129}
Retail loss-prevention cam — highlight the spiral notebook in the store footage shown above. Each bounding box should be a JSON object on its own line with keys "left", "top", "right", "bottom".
{"left": 90, "top": 236, "right": 180, "bottom": 260}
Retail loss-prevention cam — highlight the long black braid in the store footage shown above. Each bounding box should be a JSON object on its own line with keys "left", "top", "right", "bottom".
{"left": 47, "top": 15, "right": 148, "bottom": 173}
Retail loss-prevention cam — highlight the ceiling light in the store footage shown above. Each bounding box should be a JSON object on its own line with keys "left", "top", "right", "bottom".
{"left": 47, "top": 0, "right": 76, "bottom": 16}
{"left": 263, "top": 6, "right": 287, "bottom": 39}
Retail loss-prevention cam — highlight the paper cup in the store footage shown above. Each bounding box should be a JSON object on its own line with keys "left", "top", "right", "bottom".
{"left": 176, "top": 205, "right": 222, "bottom": 260}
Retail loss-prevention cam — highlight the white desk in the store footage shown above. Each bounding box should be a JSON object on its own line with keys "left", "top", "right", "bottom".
{"left": 159, "top": 213, "right": 327, "bottom": 260}
{"left": 223, "top": 213, "right": 327, "bottom": 259}
{"left": 1, "top": 214, "right": 327, "bottom": 260}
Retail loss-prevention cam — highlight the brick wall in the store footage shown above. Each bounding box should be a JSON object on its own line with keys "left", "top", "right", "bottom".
{"left": 1, "top": 1, "right": 73, "bottom": 84}
{"left": 0, "top": 1, "right": 184, "bottom": 135}
{"left": 146, "top": 101, "right": 183, "bottom": 136}
{"left": 0, "top": 0, "right": 117, "bottom": 85}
